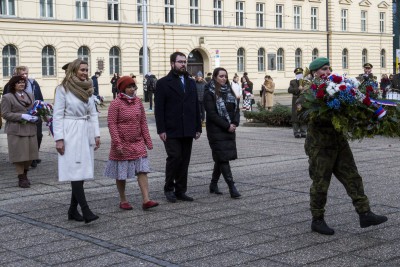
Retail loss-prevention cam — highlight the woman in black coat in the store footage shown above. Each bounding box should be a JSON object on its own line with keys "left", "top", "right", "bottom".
{"left": 204, "top": 67, "right": 241, "bottom": 198}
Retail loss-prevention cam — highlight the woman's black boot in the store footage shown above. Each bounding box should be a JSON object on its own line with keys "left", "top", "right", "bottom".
{"left": 210, "top": 163, "right": 223, "bottom": 194}
{"left": 71, "top": 181, "right": 99, "bottom": 224}
{"left": 68, "top": 192, "right": 84, "bottom": 221}
{"left": 220, "top": 162, "right": 241, "bottom": 199}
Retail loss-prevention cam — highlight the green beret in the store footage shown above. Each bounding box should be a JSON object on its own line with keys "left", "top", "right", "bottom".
{"left": 309, "top": 57, "right": 330, "bottom": 71}
{"left": 294, "top": 68, "right": 303, "bottom": 74}
{"left": 363, "top": 63, "right": 373, "bottom": 68}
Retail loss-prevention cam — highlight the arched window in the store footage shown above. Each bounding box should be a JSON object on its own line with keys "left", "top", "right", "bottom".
{"left": 237, "top": 48, "right": 245, "bottom": 72}
{"left": 139, "top": 47, "right": 151, "bottom": 74}
{"left": 295, "top": 48, "right": 302, "bottom": 68}
{"left": 42, "top": 45, "right": 56, "bottom": 76}
{"left": 258, "top": 48, "right": 265, "bottom": 72}
{"left": 277, "top": 48, "right": 284, "bottom": 71}
{"left": 362, "top": 48, "right": 368, "bottom": 66}
{"left": 109, "top": 46, "right": 120, "bottom": 75}
{"left": 78, "top": 46, "right": 90, "bottom": 64}
{"left": 2, "top": 44, "right": 18, "bottom": 77}
{"left": 380, "top": 49, "right": 386, "bottom": 68}
{"left": 342, "top": 49, "right": 348, "bottom": 69}
{"left": 312, "top": 48, "right": 319, "bottom": 61}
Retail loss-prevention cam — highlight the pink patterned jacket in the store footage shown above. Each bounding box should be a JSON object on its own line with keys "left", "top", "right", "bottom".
{"left": 107, "top": 94, "right": 152, "bottom": 160}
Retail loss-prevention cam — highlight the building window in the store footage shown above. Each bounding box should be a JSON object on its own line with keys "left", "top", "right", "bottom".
{"left": 312, "top": 48, "right": 319, "bottom": 61}
{"left": 235, "top": 1, "right": 244, "bottom": 27}
{"left": 256, "top": 3, "right": 264, "bottom": 28}
{"left": 361, "top": 10, "right": 367, "bottom": 32}
{"left": 107, "top": 0, "right": 119, "bottom": 21}
{"left": 78, "top": 46, "right": 90, "bottom": 64}
{"left": 276, "top": 4, "right": 283, "bottom": 29}
{"left": 76, "top": 0, "right": 88, "bottom": 20}
{"left": 341, "top": 9, "right": 347, "bottom": 31}
{"left": 137, "top": 0, "right": 149, "bottom": 23}
{"left": 165, "top": 0, "right": 175, "bottom": 24}
{"left": 311, "top": 7, "right": 318, "bottom": 30}
{"left": 0, "top": 0, "right": 15, "bottom": 16}
{"left": 277, "top": 48, "right": 284, "bottom": 71}
{"left": 380, "top": 12, "right": 385, "bottom": 33}
{"left": 342, "top": 48, "right": 348, "bottom": 69}
{"left": 294, "top": 6, "right": 301, "bottom": 30}
{"left": 213, "top": 0, "right": 222, "bottom": 26}
{"left": 40, "top": 0, "right": 54, "bottom": 18}
{"left": 258, "top": 48, "right": 265, "bottom": 72}
{"left": 295, "top": 48, "right": 302, "bottom": 68}
{"left": 362, "top": 49, "right": 368, "bottom": 66}
{"left": 42, "top": 45, "right": 56, "bottom": 76}
{"left": 381, "top": 49, "right": 386, "bottom": 68}
{"left": 2, "top": 44, "right": 17, "bottom": 77}
{"left": 139, "top": 47, "right": 150, "bottom": 74}
{"left": 237, "top": 48, "right": 245, "bottom": 72}
{"left": 109, "top": 46, "right": 120, "bottom": 75}
{"left": 190, "top": 0, "right": 199, "bottom": 25}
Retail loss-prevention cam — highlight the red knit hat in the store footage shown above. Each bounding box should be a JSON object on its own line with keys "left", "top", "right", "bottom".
{"left": 117, "top": 76, "right": 136, "bottom": 92}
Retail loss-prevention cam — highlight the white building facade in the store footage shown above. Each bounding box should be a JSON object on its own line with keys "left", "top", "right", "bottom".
{"left": 0, "top": 0, "right": 393, "bottom": 98}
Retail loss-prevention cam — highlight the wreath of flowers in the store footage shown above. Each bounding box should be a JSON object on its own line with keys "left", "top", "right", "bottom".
{"left": 358, "top": 74, "right": 380, "bottom": 99}
{"left": 300, "top": 74, "right": 400, "bottom": 140}
{"left": 29, "top": 100, "right": 54, "bottom": 136}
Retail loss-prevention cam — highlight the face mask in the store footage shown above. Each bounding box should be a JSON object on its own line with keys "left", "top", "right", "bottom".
{"left": 296, "top": 74, "right": 303, "bottom": 80}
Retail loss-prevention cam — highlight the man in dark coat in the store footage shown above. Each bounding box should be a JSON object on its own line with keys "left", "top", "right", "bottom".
{"left": 288, "top": 67, "right": 307, "bottom": 138}
{"left": 146, "top": 73, "right": 157, "bottom": 111}
{"left": 91, "top": 72, "right": 101, "bottom": 96}
{"left": 391, "top": 63, "right": 400, "bottom": 91}
{"left": 154, "top": 52, "right": 202, "bottom": 203}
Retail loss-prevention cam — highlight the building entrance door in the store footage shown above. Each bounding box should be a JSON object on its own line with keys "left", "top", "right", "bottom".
{"left": 187, "top": 50, "right": 204, "bottom": 77}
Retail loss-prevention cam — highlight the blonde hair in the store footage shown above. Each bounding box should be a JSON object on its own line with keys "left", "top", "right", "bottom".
{"left": 62, "top": 59, "right": 88, "bottom": 87}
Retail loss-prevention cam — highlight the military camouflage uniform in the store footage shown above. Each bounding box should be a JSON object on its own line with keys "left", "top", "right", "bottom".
{"left": 302, "top": 98, "right": 371, "bottom": 219}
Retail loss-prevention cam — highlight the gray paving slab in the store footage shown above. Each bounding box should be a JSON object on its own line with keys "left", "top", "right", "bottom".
{"left": 0, "top": 96, "right": 399, "bottom": 266}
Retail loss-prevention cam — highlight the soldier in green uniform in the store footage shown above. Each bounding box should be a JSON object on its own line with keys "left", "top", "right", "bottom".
{"left": 288, "top": 67, "right": 307, "bottom": 138}
{"left": 304, "top": 58, "right": 388, "bottom": 235}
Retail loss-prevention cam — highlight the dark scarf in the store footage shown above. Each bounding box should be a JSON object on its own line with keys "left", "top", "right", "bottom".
{"left": 208, "top": 80, "right": 237, "bottom": 123}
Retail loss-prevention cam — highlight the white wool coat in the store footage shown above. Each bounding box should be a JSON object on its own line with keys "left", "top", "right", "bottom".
{"left": 53, "top": 86, "right": 100, "bottom": 182}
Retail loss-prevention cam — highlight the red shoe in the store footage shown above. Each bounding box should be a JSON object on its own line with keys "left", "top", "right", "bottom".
{"left": 119, "top": 202, "right": 133, "bottom": 210}
{"left": 142, "top": 200, "right": 159, "bottom": 210}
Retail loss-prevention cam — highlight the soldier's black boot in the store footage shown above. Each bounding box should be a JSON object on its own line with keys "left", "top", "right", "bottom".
{"left": 210, "top": 163, "right": 223, "bottom": 195}
{"left": 220, "top": 162, "right": 241, "bottom": 199}
{"left": 359, "top": 211, "right": 388, "bottom": 228}
{"left": 71, "top": 181, "right": 99, "bottom": 224}
{"left": 311, "top": 217, "right": 335, "bottom": 235}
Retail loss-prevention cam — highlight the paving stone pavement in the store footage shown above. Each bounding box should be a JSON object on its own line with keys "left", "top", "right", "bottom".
{"left": 0, "top": 95, "right": 399, "bottom": 266}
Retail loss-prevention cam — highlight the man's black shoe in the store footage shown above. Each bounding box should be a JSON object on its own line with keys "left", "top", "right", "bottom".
{"left": 175, "top": 193, "right": 194, "bottom": 201}
{"left": 36, "top": 159, "right": 42, "bottom": 164}
{"left": 164, "top": 191, "right": 177, "bottom": 203}
{"left": 30, "top": 160, "right": 38, "bottom": 168}
{"left": 359, "top": 211, "right": 388, "bottom": 228}
{"left": 311, "top": 218, "right": 335, "bottom": 235}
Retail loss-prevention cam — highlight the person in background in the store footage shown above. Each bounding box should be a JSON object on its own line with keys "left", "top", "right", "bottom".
{"left": 91, "top": 72, "right": 101, "bottom": 96}
{"left": 230, "top": 73, "right": 242, "bottom": 106}
{"left": 110, "top": 73, "right": 119, "bottom": 99}
{"left": 154, "top": 52, "right": 202, "bottom": 203}
{"left": 53, "top": 58, "right": 100, "bottom": 224}
{"left": 195, "top": 75, "right": 207, "bottom": 127}
{"left": 204, "top": 67, "right": 241, "bottom": 198}
{"left": 3, "top": 66, "right": 44, "bottom": 168}
{"left": 205, "top": 72, "right": 212, "bottom": 83}
{"left": 262, "top": 75, "right": 275, "bottom": 111}
{"left": 146, "top": 73, "right": 157, "bottom": 112}
{"left": 303, "top": 57, "right": 388, "bottom": 235}
{"left": 241, "top": 73, "right": 254, "bottom": 111}
{"left": 380, "top": 74, "right": 391, "bottom": 99}
{"left": 104, "top": 76, "right": 159, "bottom": 210}
{"left": 288, "top": 68, "right": 307, "bottom": 138}
{"left": 130, "top": 73, "right": 137, "bottom": 84}
{"left": 1, "top": 75, "right": 38, "bottom": 188}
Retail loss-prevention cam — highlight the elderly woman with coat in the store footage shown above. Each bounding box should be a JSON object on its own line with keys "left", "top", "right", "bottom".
{"left": 204, "top": 67, "right": 241, "bottom": 198}
{"left": 1, "top": 75, "right": 38, "bottom": 188}
{"left": 104, "top": 76, "right": 158, "bottom": 210}
{"left": 261, "top": 75, "right": 275, "bottom": 110}
{"left": 53, "top": 59, "right": 100, "bottom": 224}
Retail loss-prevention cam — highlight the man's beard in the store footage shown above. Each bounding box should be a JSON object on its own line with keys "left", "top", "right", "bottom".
{"left": 174, "top": 66, "right": 186, "bottom": 75}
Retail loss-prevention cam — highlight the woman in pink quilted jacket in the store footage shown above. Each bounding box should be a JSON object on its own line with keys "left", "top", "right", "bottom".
{"left": 104, "top": 76, "right": 158, "bottom": 210}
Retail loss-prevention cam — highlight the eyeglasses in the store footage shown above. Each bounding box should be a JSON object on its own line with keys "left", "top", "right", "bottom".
{"left": 175, "top": 60, "right": 187, "bottom": 64}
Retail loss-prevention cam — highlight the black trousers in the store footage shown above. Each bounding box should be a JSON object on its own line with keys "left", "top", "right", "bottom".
{"left": 163, "top": 137, "right": 193, "bottom": 194}
{"left": 36, "top": 118, "right": 43, "bottom": 151}
{"left": 148, "top": 91, "right": 154, "bottom": 109}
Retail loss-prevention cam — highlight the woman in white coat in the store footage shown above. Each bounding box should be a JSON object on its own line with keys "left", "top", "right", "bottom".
{"left": 53, "top": 59, "right": 101, "bottom": 224}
